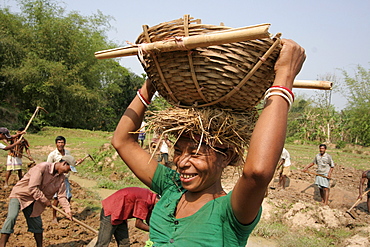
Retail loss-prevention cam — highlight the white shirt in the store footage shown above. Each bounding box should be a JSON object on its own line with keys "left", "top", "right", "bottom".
{"left": 47, "top": 148, "right": 72, "bottom": 177}
{"left": 0, "top": 143, "right": 6, "bottom": 150}
{"left": 280, "top": 148, "right": 291, "bottom": 167}
{"left": 47, "top": 148, "right": 71, "bottom": 163}
{"left": 160, "top": 140, "right": 169, "bottom": 154}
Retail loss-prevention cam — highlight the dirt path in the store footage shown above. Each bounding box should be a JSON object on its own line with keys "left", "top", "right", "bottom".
{"left": 69, "top": 174, "right": 116, "bottom": 200}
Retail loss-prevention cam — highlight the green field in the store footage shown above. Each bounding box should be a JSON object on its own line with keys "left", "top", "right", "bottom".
{"left": 1, "top": 127, "right": 369, "bottom": 190}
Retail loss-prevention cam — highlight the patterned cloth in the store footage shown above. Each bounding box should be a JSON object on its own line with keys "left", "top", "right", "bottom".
{"left": 6, "top": 156, "right": 22, "bottom": 171}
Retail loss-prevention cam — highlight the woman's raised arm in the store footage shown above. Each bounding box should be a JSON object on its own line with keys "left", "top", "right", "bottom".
{"left": 111, "top": 79, "right": 158, "bottom": 188}
{"left": 232, "top": 39, "right": 306, "bottom": 224}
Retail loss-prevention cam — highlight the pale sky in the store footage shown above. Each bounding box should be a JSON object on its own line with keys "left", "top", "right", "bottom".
{"left": 2, "top": 0, "right": 370, "bottom": 110}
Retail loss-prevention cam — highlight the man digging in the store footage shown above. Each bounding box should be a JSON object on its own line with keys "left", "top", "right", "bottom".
{"left": 0, "top": 155, "right": 75, "bottom": 247}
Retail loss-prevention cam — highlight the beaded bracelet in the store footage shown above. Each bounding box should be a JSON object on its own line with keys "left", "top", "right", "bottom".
{"left": 137, "top": 89, "right": 150, "bottom": 108}
{"left": 264, "top": 91, "right": 292, "bottom": 110}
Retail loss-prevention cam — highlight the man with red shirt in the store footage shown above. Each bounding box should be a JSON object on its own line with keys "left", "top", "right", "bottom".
{"left": 95, "top": 187, "right": 159, "bottom": 247}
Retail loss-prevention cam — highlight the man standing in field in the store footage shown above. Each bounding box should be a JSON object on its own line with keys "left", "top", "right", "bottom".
{"left": 303, "top": 144, "right": 335, "bottom": 205}
{"left": 47, "top": 136, "right": 78, "bottom": 223}
{"left": 278, "top": 148, "right": 291, "bottom": 189}
{"left": 4, "top": 127, "right": 34, "bottom": 188}
{"left": 157, "top": 134, "right": 172, "bottom": 167}
{"left": 358, "top": 170, "right": 370, "bottom": 213}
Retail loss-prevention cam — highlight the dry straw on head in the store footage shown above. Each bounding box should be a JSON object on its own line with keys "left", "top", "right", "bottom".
{"left": 136, "top": 15, "right": 281, "bottom": 111}
{"left": 146, "top": 107, "right": 258, "bottom": 166}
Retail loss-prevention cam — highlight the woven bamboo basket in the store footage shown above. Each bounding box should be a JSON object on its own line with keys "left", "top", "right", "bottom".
{"left": 135, "top": 15, "right": 282, "bottom": 111}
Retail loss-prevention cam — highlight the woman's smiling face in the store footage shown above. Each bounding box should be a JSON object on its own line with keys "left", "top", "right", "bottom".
{"left": 173, "top": 137, "right": 229, "bottom": 193}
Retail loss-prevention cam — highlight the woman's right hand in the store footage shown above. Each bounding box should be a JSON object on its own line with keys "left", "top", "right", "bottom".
{"left": 273, "top": 39, "right": 306, "bottom": 89}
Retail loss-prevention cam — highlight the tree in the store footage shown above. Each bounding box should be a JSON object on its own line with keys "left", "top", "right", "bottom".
{"left": 310, "top": 73, "right": 339, "bottom": 143}
{"left": 0, "top": 0, "right": 142, "bottom": 130}
{"left": 339, "top": 64, "right": 370, "bottom": 146}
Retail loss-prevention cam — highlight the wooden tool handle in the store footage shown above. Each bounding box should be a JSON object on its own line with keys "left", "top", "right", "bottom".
{"left": 51, "top": 205, "right": 98, "bottom": 234}
{"left": 347, "top": 190, "right": 370, "bottom": 212}
{"left": 302, "top": 170, "right": 330, "bottom": 179}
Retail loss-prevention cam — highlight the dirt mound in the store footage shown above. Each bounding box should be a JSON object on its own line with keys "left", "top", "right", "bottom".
{"left": 261, "top": 164, "right": 370, "bottom": 246}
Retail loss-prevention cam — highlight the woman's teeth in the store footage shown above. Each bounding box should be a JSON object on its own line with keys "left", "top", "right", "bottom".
{"left": 182, "top": 174, "right": 196, "bottom": 179}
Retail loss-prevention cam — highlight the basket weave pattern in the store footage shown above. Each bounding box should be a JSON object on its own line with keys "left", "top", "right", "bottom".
{"left": 136, "top": 17, "right": 281, "bottom": 111}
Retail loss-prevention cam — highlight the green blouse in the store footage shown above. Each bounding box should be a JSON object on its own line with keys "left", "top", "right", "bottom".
{"left": 150, "top": 164, "right": 261, "bottom": 246}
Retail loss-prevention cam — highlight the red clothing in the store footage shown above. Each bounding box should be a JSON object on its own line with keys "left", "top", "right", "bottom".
{"left": 102, "top": 187, "right": 157, "bottom": 225}
{"left": 9, "top": 162, "right": 71, "bottom": 217}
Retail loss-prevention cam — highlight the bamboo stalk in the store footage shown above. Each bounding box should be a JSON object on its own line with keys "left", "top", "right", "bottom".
{"left": 293, "top": 80, "right": 332, "bottom": 90}
{"left": 95, "top": 24, "right": 271, "bottom": 59}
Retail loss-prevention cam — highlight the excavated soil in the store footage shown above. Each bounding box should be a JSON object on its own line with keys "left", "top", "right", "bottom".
{"left": 1, "top": 161, "right": 369, "bottom": 246}
{"left": 0, "top": 174, "right": 148, "bottom": 247}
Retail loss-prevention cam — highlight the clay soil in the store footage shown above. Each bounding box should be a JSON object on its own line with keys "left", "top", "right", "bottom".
{"left": 0, "top": 171, "right": 148, "bottom": 247}
{"left": 0, "top": 162, "right": 369, "bottom": 246}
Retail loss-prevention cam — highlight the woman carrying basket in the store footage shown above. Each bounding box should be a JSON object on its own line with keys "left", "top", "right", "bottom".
{"left": 112, "top": 39, "right": 305, "bottom": 246}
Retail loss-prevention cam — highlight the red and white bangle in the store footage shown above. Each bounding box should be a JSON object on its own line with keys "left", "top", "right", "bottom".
{"left": 264, "top": 85, "right": 294, "bottom": 110}
{"left": 267, "top": 86, "right": 295, "bottom": 102}
{"left": 137, "top": 89, "right": 151, "bottom": 108}
{"left": 264, "top": 91, "right": 292, "bottom": 110}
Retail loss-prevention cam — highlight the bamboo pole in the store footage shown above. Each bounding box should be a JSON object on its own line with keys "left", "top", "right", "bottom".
{"left": 95, "top": 24, "right": 271, "bottom": 59}
{"left": 293, "top": 80, "right": 332, "bottom": 90}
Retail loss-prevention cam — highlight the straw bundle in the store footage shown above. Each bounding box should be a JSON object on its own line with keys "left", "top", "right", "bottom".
{"left": 136, "top": 15, "right": 281, "bottom": 111}
{"left": 146, "top": 107, "right": 258, "bottom": 166}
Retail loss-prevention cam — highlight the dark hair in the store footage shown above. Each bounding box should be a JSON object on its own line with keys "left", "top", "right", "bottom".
{"left": 319, "top": 144, "right": 327, "bottom": 149}
{"left": 55, "top": 136, "right": 66, "bottom": 143}
{"left": 17, "top": 127, "right": 25, "bottom": 131}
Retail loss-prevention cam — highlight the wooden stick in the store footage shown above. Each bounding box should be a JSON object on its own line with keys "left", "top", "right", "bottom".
{"left": 9, "top": 149, "right": 33, "bottom": 161}
{"left": 51, "top": 205, "right": 98, "bottom": 234}
{"left": 95, "top": 24, "right": 271, "bottom": 59}
{"left": 347, "top": 190, "right": 370, "bottom": 213}
{"left": 302, "top": 170, "right": 331, "bottom": 179}
{"left": 19, "top": 106, "right": 48, "bottom": 141}
{"left": 293, "top": 80, "right": 332, "bottom": 90}
{"left": 302, "top": 170, "right": 336, "bottom": 188}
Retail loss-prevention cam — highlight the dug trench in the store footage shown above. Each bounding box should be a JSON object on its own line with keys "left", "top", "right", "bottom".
{"left": 0, "top": 162, "right": 369, "bottom": 246}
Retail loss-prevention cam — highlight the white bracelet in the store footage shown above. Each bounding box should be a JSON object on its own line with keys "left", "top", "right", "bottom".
{"left": 264, "top": 87, "right": 294, "bottom": 104}
{"left": 137, "top": 90, "right": 149, "bottom": 108}
{"left": 264, "top": 91, "right": 292, "bottom": 110}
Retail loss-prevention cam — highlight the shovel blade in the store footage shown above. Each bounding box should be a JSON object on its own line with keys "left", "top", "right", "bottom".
{"left": 346, "top": 210, "right": 356, "bottom": 219}
{"left": 86, "top": 236, "right": 98, "bottom": 247}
